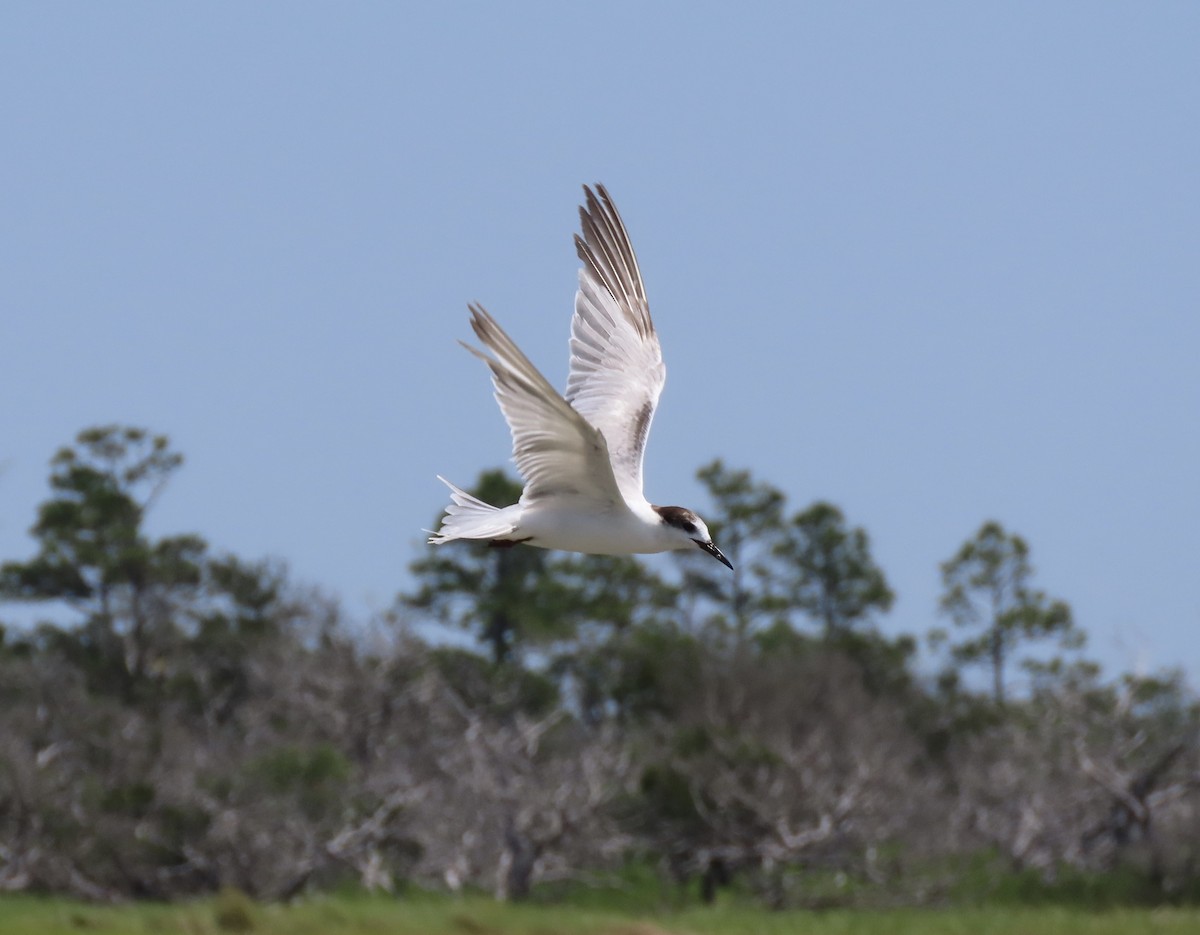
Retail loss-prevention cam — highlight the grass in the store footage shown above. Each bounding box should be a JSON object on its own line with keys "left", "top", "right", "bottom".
{"left": 4, "top": 857, "right": 1198, "bottom": 935}
{"left": 4, "top": 891, "right": 1200, "bottom": 935}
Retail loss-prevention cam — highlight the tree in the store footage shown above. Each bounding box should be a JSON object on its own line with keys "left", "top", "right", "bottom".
{"left": 549, "top": 553, "right": 677, "bottom": 635}
{"left": 545, "top": 553, "right": 678, "bottom": 725}
{"left": 179, "top": 555, "right": 292, "bottom": 723}
{"left": 938, "top": 521, "right": 1077, "bottom": 706}
{"left": 676, "top": 460, "right": 787, "bottom": 638}
{"left": 627, "top": 628, "right": 933, "bottom": 904}
{"left": 0, "top": 426, "right": 205, "bottom": 699}
{"left": 774, "top": 501, "right": 894, "bottom": 637}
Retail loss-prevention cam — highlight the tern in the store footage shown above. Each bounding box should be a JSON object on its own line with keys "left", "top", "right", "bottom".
{"left": 429, "top": 184, "right": 732, "bottom": 571}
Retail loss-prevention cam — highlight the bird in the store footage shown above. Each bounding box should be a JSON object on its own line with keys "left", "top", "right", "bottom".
{"left": 429, "top": 184, "right": 732, "bottom": 571}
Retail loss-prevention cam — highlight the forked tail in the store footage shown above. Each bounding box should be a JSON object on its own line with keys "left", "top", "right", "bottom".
{"left": 427, "top": 476, "right": 520, "bottom": 544}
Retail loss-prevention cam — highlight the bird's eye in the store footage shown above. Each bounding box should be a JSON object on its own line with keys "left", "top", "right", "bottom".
{"left": 683, "top": 522, "right": 696, "bottom": 534}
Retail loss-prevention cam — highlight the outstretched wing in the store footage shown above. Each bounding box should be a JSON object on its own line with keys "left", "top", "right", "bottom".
{"left": 566, "top": 184, "right": 666, "bottom": 505}
{"left": 462, "top": 303, "right": 626, "bottom": 507}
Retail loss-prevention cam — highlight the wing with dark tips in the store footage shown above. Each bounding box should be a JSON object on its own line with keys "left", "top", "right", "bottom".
{"left": 566, "top": 184, "right": 666, "bottom": 504}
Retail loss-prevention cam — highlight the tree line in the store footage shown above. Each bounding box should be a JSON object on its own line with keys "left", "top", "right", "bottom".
{"left": 0, "top": 425, "right": 1196, "bottom": 905}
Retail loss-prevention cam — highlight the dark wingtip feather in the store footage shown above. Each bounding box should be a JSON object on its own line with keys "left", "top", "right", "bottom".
{"left": 574, "top": 183, "right": 654, "bottom": 339}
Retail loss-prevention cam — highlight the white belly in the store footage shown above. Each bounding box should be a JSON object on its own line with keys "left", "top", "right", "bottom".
{"left": 516, "top": 500, "right": 673, "bottom": 556}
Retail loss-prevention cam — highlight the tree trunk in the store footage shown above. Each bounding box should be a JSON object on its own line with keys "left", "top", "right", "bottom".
{"left": 991, "top": 626, "right": 1005, "bottom": 706}
{"left": 497, "top": 820, "right": 539, "bottom": 901}
{"left": 485, "top": 610, "right": 510, "bottom": 665}
{"left": 700, "top": 856, "right": 730, "bottom": 904}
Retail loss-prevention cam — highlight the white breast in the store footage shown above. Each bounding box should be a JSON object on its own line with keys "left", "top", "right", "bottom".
{"left": 516, "top": 498, "right": 674, "bottom": 555}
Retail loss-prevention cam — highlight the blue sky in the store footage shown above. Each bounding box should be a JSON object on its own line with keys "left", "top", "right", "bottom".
{"left": 3, "top": 5, "right": 1198, "bottom": 685}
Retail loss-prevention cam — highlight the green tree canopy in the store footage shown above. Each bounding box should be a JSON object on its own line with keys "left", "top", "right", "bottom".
{"left": 774, "top": 500, "right": 894, "bottom": 637}
{"left": 676, "top": 460, "right": 788, "bottom": 638}
{"left": 938, "top": 520, "right": 1078, "bottom": 706}
{"left": 0, "top": 426, "right": 206, "bottom": 698}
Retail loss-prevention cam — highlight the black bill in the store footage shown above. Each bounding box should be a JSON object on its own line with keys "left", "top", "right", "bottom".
{"left": 695, "top": 539, "right": 733, "bottom": 570}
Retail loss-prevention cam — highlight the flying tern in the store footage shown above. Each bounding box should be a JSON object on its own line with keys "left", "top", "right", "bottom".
{"left": 429, "top": 184, "right": 732, "bottom": 571}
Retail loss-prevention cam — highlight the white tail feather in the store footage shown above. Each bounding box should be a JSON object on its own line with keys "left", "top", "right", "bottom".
{"left": 428, "top": 476, "right": 520, "bottom": 544}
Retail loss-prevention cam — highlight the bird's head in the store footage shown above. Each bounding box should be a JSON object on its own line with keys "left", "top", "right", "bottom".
{"left": 652, "top": 505, "right": 733, "bottom": 570}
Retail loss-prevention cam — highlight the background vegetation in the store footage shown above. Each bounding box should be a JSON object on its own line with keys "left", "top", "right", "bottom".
{"left": 1, "top": 426, "right": 1197, "bottom": 910}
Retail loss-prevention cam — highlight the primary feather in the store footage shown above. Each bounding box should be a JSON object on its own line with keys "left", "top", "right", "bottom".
{"left": 566, "top": 184, "right": 666, "bottom": 505}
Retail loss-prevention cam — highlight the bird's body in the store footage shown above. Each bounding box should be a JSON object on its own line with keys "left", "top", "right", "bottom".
{"left": 431, "top": 185, "right": 731, "bottom": 570}
{"left": 438, "top": 486, "right": 686, "bottom": 556}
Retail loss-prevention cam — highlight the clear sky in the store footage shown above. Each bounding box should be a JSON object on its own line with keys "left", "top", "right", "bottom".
{"left": 3, "top": 5, "right": 1198, "bottom": 685}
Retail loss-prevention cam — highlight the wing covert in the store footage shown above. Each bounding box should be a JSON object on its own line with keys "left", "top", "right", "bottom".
{"left": 463, "top": 303, "right": 625, "bottom": 507}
